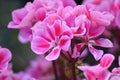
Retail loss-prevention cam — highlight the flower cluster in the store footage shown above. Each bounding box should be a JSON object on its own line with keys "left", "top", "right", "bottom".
{"left": 4, "top": 0, "right": 120, "bottom": 80}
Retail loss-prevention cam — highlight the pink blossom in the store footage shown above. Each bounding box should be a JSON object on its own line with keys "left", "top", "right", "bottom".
{"left": 83, "top": 0, "right": 120, "bottom": 28}
{"left": 31, "top": 20, "right": 73, "bottom": 61}
{"left": 8, "top": 2, "right": 34, "bottom": 29}
{"left": 78, "top": 54, "right": 115, "bottom": 80}
{"left": 8, "top": 2, "right": 35, "bottom": 43}
{"left": 25, "top": 56, "right": 54, "bottom": 80}
{"left": 0, "top": 46, "right": 12, "bottom": 72}
{"left": 73, "top": 22, "right": 113, "bottom": 60}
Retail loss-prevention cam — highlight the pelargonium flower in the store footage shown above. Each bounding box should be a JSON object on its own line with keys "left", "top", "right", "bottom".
{"left": 31, "top": 20, "right": 73, "bottom": 61}
{"left": 78, "top": 54, "right": 115, "bottom": 80}
{"left": 8, "top": 0, "right": 76, "bottom": 43}
{"left": 72, "top": 22, "right": 113, "bottom": 60}
{"left": 0, "top": 46, "right": 12, "bottom": 72}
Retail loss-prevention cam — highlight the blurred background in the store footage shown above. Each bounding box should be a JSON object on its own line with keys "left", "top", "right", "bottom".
{"left": 0, "top": 0, "right": 83, "bottom": 72}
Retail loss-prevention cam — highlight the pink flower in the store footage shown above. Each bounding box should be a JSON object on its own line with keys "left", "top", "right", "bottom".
{"left": 8, "top": 2, "right": 35, "bottom": 43}
{"left": 31, "top": 20, "right": 73, "bottom": 61}
{"left": 8, "top": 2, "right": 34, "bottom": 29}
{"left": 25, "top": 56, "right": 54, "bottom": 80}
{"left": 78, "top": 54, "right": 115, "bottom": 80}
{"left": 0, "top": 46, "right": 12, "bottom": 72}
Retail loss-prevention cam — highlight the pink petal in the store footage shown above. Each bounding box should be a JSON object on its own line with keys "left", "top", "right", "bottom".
{"left": 45, "top": 46, "right": 61, "bottom": 61}
{"left": 35, "top": 8, "right": 46, "bottom": 21}
{"left": 77, "top": 66, "right": 96, "bottom": 80}
{"left": 8, "top": 3, "right": 34, "bottom": 29}
{"left": 90, "top": 38, "right": 113, "bottom": 48}
{"left": 0, "top": 47, "right": 12, "bottom": 72}
{"left": 100, "top": 54, "right": 115, "bottom": 68}
{"left": 44, "top": 14, "right": 60, "bottom": 25}
{"left": 89, "top": 25, "right": 105, "bottom": 38}
{"left": 53, "top": 20, "right": 62, "bottom": 36}
{"left": 33, "top": 22, "right": 55, "bottom": 40}
{"left": 8, "top": 8, "right": 27, "bottom": 28}
{"left": 61, "top": 21, "right": 73, "bottom": 38}
{"left": 88, "top": 44, "right": 103, "bottom": 61}
{"left": 59, "top": 35, "right": 71, "bottom": 51}
{"left": 90, "top": 11, "right": 114, "bottom": 26}
{"left": 31, "top": 37, "right": 51, "bottom": 54}
{"left": 18, "top": 27, "right": 32, "bottom": 43}
{"left": 61, "top": 0, "right": 76, "bottom": 7}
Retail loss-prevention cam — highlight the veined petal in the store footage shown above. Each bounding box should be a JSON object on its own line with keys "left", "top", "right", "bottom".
{"left": 88, "top": 44, "right": 103, "bottom": 61}
{"left": 59, "top": 35, "right": 71, "bottom": 51}
{"left": 45, "top": 46, "right": 61, "bottom": 61}
{"left": 90, "top": 38, "right": 113, "bottom": 48}
{"left": 100, "top": 54, "right": 115, "bottom": 68}
{"left": 31, "top": 36, "right": 51, "bottom": 54}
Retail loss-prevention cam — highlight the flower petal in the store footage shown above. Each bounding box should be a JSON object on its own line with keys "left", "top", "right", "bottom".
{"left": 89, "top": 26, "right": 105, "bottom": 38}
{"left": 100, "top": 54, "right": 115, "bottom": 68}
{"left": 35, "top": 8, "right": 46, "bottom": 21}
{"left": 61, "top": 0, "right": 76, "bottom": 7}
{"left": 90, "top": 38, "right": 113, "bottom": 48}
{"left": 77, "top": 66, "right": 96, "bottom": 80}
{"left": 45, "top": 46, "right": 61, "bottom": 61}
{"left": 31, "top": 37, "right": 51, "bottom": 54}
{"left": 88, "top": 44, "right": 103, "bottom": 61}
{"left": 18, "top": 27, "right": 32, "bottom": 43}
{"left": 59, "top": 35, "right": 71, "bottom": 51}
{"left": 90, "top": 11, "right": 114, "bottom": 26}
{"left": 53, "top": 20, "right": 62, "bottom": 36}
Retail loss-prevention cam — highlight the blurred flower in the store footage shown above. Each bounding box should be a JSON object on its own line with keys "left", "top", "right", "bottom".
{"left": 0, "top": 46, "right": 12, "bottom": 72}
